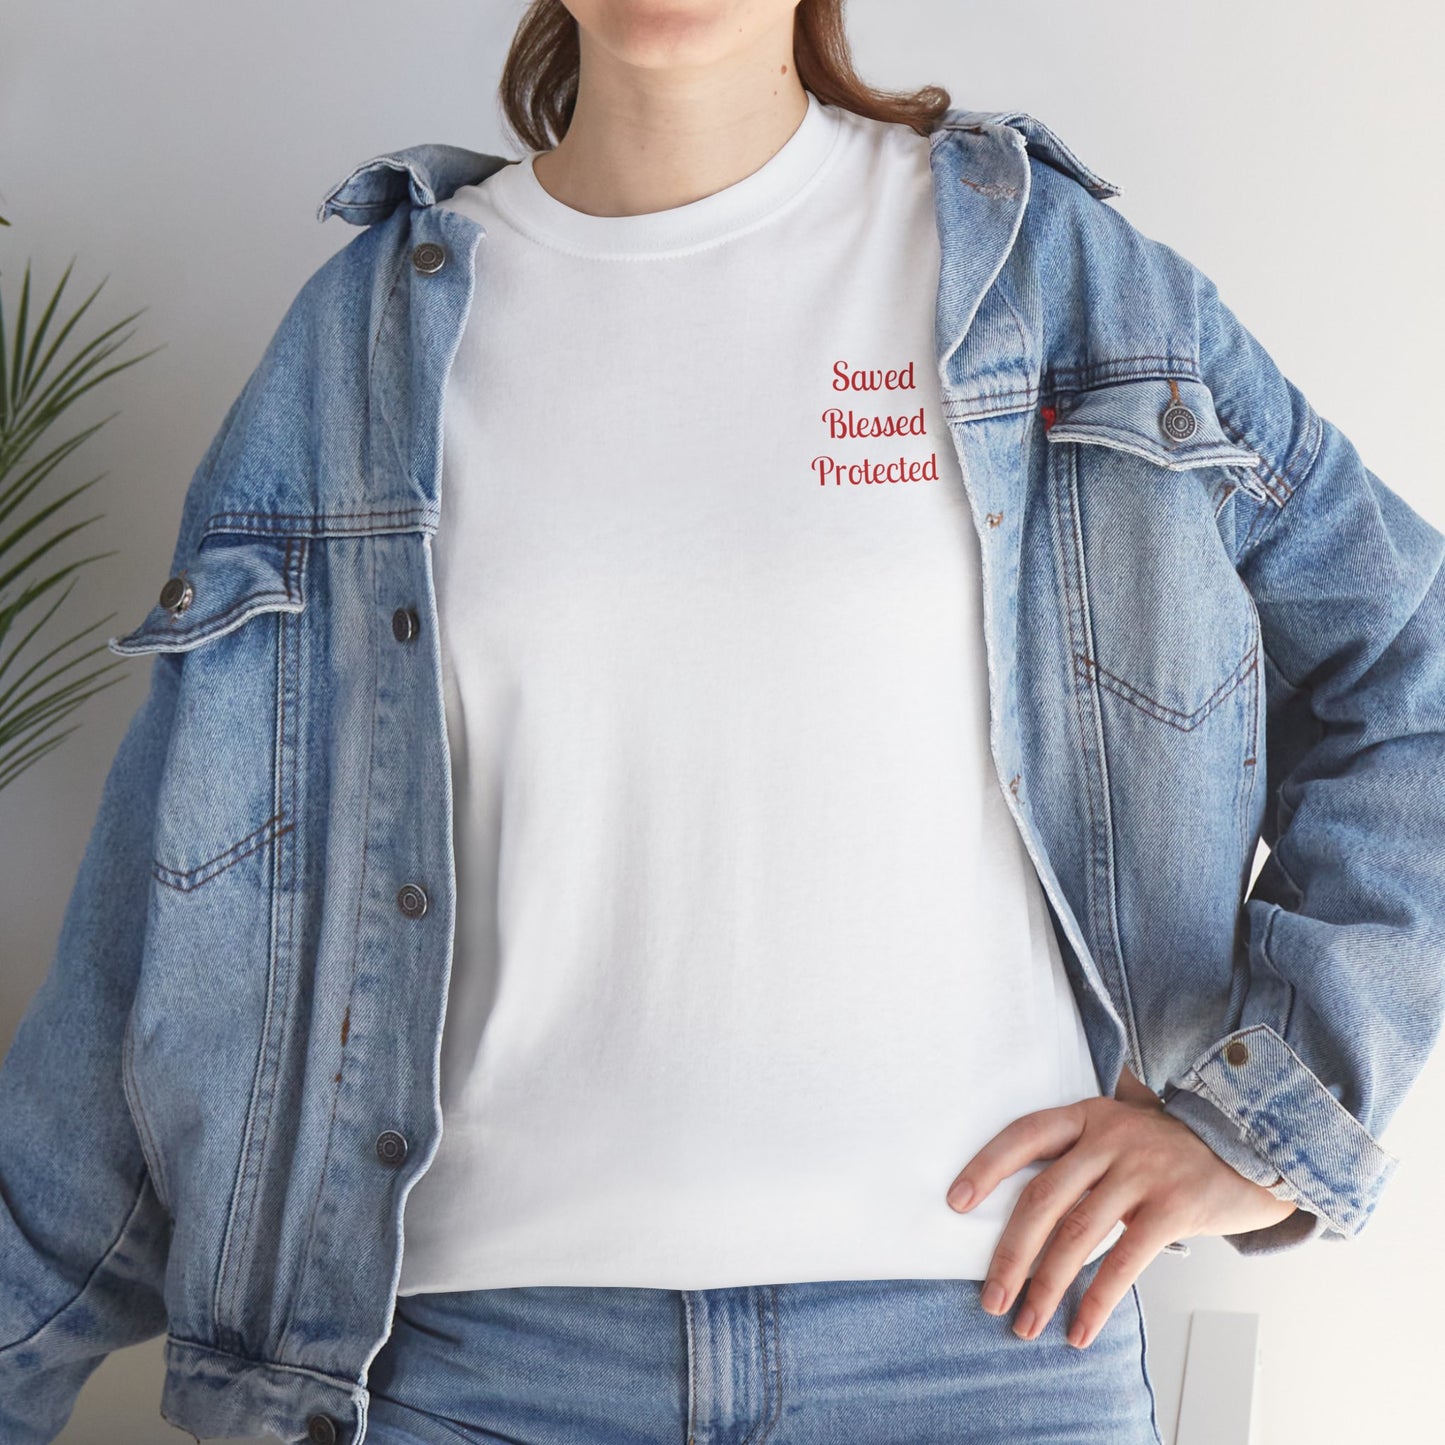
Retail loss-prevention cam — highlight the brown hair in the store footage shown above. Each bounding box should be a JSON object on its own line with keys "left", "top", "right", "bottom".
{"left": 498, "top": 0, "right": 952, "bottom": 152}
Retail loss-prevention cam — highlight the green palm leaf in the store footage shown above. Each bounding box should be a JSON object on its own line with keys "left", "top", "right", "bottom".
{"left": 0, "top": 240, "right": 159, "bottom": 795}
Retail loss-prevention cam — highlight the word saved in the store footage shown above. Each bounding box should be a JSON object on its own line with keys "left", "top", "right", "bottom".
{"left": 812, "top": 452, "right": 940, "bottom": 486}
{"left": 832, "top": 359, "right": 917, "bottom": 391}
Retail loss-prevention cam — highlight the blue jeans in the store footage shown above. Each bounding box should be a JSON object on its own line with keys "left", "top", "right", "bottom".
{"left": 362, "top": 1252, "right": 1164, "bottom": 1443}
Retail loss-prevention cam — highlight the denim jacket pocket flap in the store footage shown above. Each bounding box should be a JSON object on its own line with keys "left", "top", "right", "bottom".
{"left": 107, "top": 534, "right": 307, "bottom": 657}
{"left": 1046, "top": 376, "right": 1263, "bottom": 474}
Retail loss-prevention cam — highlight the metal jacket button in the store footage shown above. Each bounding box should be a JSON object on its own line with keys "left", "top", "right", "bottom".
{"left": 158, "top": 575, "right": 194, "bottom": 615}
{"left": 306, "top": 1414, "right": 339, "bottom": 1445}
{"left": 376, "top": 1130, "right": 409, "bottom": 1167}
{"left": 1160, "top": 401, "right": 1198, "bottom": 442}
{"left": 1225, "top": 1040, "right": 1250, "bottom": 1066}
{"left": 411, "top": 241, "right": 446, "bottom": 275}
{"left": 392, "top": 606, "right": 420, "bottom": 642}
{"left": 397, "top": 883, "right": 429, "bottom": 918}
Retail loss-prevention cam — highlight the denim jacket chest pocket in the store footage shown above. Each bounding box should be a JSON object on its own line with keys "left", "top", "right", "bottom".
{"left": 107, "top": 530, "right": 309, "bottom": 893}
{"left": 1043, "top": 375, "right": 1267, "bottom": 735}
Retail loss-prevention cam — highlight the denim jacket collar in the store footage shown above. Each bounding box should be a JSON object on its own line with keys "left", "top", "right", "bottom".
{"left": 314, "top": 107, "right": 1122, "bottom": 229}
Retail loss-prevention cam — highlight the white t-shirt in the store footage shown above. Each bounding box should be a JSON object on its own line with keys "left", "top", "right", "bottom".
{"left": 397, "top": 91, "right": 1121, "bottom": 1293}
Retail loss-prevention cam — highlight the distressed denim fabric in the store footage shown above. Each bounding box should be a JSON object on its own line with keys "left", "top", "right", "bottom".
{"left": 360, "top": 1254, "right": 1162, "bottom": 1445}
{"left": 2, "top": 104, "right": 1442, "bottom": 1443}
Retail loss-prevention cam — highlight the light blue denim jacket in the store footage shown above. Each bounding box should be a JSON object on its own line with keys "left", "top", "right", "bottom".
{"left": 4, "top": 105, "right": 1443, "bottom": 1444}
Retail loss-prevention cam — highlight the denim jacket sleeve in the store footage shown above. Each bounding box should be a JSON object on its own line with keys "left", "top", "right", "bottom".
{"left": 1153, "top": 245, "right": 1445, "bottom": 1256}
{"left": 0, "top": 662, "right": 178, "bottom": 1440}
{"left": 0, "top": 393, "right": 244, "bottom": 1441}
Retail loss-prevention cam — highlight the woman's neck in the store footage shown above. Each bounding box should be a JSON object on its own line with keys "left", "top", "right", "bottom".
{"left": 531, "top": 12, "right": 808, "bottom": 219}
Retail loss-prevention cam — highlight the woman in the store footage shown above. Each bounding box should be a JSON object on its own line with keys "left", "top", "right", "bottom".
{"left": 4, "top": 2, "right": 1441, "bottom": 1443}
{"left": 364, "top": 4, "right": 1291, "bottom": 1442}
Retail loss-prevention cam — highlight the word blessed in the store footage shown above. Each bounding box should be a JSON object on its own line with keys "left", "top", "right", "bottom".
{"left": 821, "top": 406, "right": 926, "bottom": 440}
{"left": 812, "top": 453, "right": 940, "bottom": 486}
{"left": 818, "top": 358, "right": 938, "bottom": 486}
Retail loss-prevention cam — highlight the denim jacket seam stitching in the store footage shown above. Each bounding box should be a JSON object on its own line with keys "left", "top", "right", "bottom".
{"left": 218, "top": 606, "right": 301, "bottom": 1343}
{"left": 1261, "top": 843, "right": 1307, "bottom": 909}
{"left": 1054, "top": 443, "right": 1145, "bottom": 1072}
{"left": 329, "top": 197, "right": 393, "bottom": 215}
{"left": 274, "top": 531, "right": 383, "bottom": 1358}
{"left": 941, "top": 383, "right": 1039, "bottom": 412}
{"left": 1075, "top": 641, "right": 1256, "bottom": 730}
{"left": 1215, "top": 412, "right": 1295, "bottom": 504}
{"left": 172, "top": 380, "right": 251, "bottom": 566}
{"left": 206, "top": 509, "right": 428, "bottom": 528}
{"left": 367, "top": 244, "right": 410, "bottom": 477}
{"left": 995, "top": 282, "right": 1032, "bottom": 388}
{"left": 0, "top": 1166, "right": 153, "bottom": 1357}
{"left": 274, "top": 598, "right": 317, "bottom": 1359}
{"left": 121, "top": 1015, "right": 173, "bottom": 1215}
{"left": 1041, "top": 356, "right": 1202, "bottom": 390}
{"left": 1258, "top": 902, "right": 1298, "bottom": 1039}
{"left": 1222, "top": 403, "right": 1328, "bottom": 559}
{"left": 240, "top": 612, "right": 296, "bottom": 1352}
{"left": 126, "top": 590, "right": 294, "bottom": 649}
{"left": 167, "top": 1331, "right": 362, "bottom": 1392}
{"left": 152, "top": 812, "right": 291, "bottom": 892}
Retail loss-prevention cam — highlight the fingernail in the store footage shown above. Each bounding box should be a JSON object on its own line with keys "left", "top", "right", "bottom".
{"left": 1014, "top": 1306, "right": 1036, "bottom": 1338}
{"left": 982, "top": 1280, "right": 1006, "bottom": 1314}
{"left": 949, "top": 1181, "right": 975, "bottom": 1211}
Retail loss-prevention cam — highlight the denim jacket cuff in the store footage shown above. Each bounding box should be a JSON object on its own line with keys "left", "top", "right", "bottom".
{"left": 1161, "top": 1085, "right": 1330, "bottom": 1256}
{"left": 1163, "top": 1085, "right": 1297, "bottom": 1194}
{"left": 1160, "top": 1022, "right": 1399, "bottom": 1253}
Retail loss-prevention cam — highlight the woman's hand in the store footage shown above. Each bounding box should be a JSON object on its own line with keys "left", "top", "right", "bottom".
{"left": 944, "top": 1066, "right": 1298, "bottom": 1349}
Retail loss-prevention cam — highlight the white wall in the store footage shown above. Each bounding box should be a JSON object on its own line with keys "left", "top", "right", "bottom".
{"left": 2, "top": 2, "right": 1441, "bottom": 1441}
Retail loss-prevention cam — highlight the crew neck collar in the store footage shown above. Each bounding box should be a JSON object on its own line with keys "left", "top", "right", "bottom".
{"left": 481, "top": 90, "right": 843, "bottom": 258}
